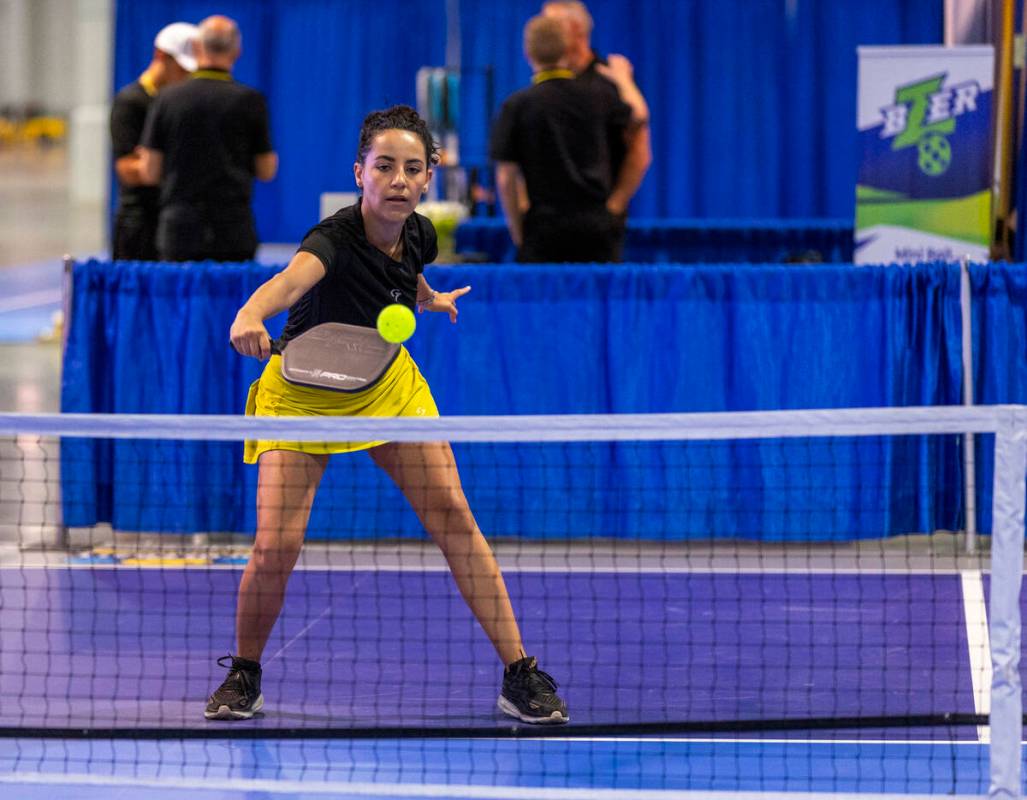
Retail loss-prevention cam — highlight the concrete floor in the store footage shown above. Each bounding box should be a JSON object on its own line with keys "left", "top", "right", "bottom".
{"left": 0, "top": 342, "right": 60, "bottom": 412}
{"left": 0, "top": 144, "right": 101, "bottom": 412}
{"left": 0, "top": 143, "right": 293, "bottom": 412}
{"left": 0, "top": 144, "right": 104, "bottom": 269}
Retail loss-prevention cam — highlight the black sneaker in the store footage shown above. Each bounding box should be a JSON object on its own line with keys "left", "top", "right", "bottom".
{"left": 497, "top": 656, "right": 568, "bottom": 724}
{"left": 204, "top": 655, "right": 264, "bottom": 720}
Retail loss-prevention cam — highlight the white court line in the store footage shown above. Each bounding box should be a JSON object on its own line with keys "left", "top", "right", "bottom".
{"left": 263, "top": 605, "right": 331, "bottom": 667}
{"left": 0, "top": 289, "right": 61, "bottom": 313}
{"left": 12, "top": 563, "right": 976, "bottom": 575}
{"left": 0, "top": 772, "right": 985, "bottom": 800}
{"left": 960, "top": 569, "right": 991, "bottom": 743}
{"left": 531, "top": 736, "right": 988, "bottom": 745}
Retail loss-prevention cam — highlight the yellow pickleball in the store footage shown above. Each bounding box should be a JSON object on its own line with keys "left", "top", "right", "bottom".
{"left": 376, "top": 303, "right": 416, "bottom": 343}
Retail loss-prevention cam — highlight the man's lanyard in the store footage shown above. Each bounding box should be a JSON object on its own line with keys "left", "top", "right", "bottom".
{"left": 533, "top": 69, "right": 575, "bottom": 85}
{"left": 192, "top": 69, "right": 232, "bottom": 81}
{"left": 139, "top": 73, "right": 157, "bottom": 96}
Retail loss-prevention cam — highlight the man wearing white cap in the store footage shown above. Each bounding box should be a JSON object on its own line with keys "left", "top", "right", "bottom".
{"left": 140, "top": 15, "right": 277, "bottom": 262}
{"left": 110, "top": 22, "right": 197, "bottom": 260}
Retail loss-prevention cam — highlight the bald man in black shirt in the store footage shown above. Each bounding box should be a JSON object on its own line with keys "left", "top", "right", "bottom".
{"left": 140, "top": 15, "right": 277, "bottom": 262}
{"left": 490, "top": 15, "right": 639, "bottom": 262}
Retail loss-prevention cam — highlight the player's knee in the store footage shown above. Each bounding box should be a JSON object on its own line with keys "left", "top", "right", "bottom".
{"left": 427, "top": 486, "right": 471, "bottom": 521}
{"left": 251, "top": 538, "right": 302, "bottom": 573}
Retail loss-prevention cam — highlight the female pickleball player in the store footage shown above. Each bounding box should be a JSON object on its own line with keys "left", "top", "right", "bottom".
{"left": 206, "top": 105, "right": 568, "bottom": 725}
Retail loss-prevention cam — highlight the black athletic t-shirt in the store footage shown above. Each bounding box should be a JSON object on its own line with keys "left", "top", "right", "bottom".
{"left": 489, "top": 73, "right": 631, "bottom": 216}
{"left": 140, "top": 69, "right": 273, "bottom": 215}
{"left": 280, "top": 200, "right": 438, "bottom": 344}
{"left": 110, "top": 80, "right": 158, "bottom": 214}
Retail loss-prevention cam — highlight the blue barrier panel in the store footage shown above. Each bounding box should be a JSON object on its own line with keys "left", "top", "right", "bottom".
{"left": 61, "top": 260, "right": 968, "bottom": 540}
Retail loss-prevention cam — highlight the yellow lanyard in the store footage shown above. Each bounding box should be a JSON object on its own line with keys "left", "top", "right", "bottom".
{"left": 192, "top": 70, "right": 232, "bottom": 81}
{"left": 532, "top": 69, "right": 575, "bottom": 84}
{"left": 139, "top": 73, "right": 157, "bottom": 97}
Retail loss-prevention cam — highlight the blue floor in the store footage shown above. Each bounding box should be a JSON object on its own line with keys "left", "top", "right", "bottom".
{"left": 0, "top": 259, "right": 63, "bottom": 342}
{"left": 0, "top": 736, "right": 997, "bottom": 798}
{"left": 0, "top": 569, "right": 978, "bottom": 731}
{"left": 0, "top": 248, "right": 290, "bottom": 343}
{"left": 0, "top": 565, "right": 1002, "bottom": 796}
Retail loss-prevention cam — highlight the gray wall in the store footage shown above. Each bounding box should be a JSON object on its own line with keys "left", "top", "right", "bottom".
{"left": 1, "top": 0, "right": 113, "bottom": 206}
{"left": 0, "top": 0, "right": 108, "bottom": 114}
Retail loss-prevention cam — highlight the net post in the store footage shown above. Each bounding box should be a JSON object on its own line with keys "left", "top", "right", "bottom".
{"left": 61, "top": 255, "right": 73, "bottom": 355}
{"left": 962, "top": 256, "right": 978, "bottom": 553}
{"left": 988, "top": 405, "right": 1027, "bottom": 798}
{"left": 51, "top": 254, "right": 74, "bottom": 549}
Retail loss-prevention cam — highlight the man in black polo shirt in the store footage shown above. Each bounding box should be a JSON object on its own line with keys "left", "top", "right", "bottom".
{"left": 139, "top": 15, "right": 277, "bottom": 262}
{"left": 542, "top": 0, "right": 651, "bottom": 259}
{"left": 490, "top": 15, "right": 634, "bottom": 262}
{"left": 110, "top": 22, "right": 197, "bottom": 260}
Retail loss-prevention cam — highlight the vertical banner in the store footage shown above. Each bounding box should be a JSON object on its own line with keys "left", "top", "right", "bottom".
{"left": 855, "top": 46, "right": 993, "bottom": 264}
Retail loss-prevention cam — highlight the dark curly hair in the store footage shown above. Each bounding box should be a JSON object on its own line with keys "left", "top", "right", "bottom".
{"left": 356, "top": 105, "right": 440, "bottom": 166}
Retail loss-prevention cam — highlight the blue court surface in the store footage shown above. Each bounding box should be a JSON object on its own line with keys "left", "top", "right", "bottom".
{"left": 0, "top": 562, "right": 1007, "bottom": 797}
{"left": 0, "top": 737, "right": 999, "bottom": 798}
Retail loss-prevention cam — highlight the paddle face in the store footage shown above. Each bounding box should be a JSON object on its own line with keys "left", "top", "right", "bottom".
{"left": 275, "top": 323, "right": 400, "bottom": 392}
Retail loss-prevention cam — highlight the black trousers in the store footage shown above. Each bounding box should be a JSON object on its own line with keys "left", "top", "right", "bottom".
{"left": 157, "top": 205, "right": 258, "bottom": 263}
{"left": 518, "top": 208, "right": 625, "bottom": 264}
{"left": 112, "top": 208, "right": 159, "bottom": 261}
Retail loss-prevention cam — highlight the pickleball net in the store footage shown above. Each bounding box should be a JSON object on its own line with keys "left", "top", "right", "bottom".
{"left": 0, "top": 406, "right": 1023, "bottom": 793}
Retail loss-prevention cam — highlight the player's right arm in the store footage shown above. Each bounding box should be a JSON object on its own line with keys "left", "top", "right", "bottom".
{"left": 230, "top": 251, "right": 326, "bottom": 359}
{"left": 250, "top": 93, "right": 278, "bottom": 182}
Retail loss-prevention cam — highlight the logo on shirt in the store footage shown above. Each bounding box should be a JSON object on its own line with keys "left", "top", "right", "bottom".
{"left": 390, "top": 289, "right": 403, "bottom": 302}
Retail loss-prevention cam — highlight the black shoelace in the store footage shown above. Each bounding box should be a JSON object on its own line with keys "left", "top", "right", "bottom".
{"left": 216, "top": 655, "right": 258, "bottom": 696}
{"left": 520, "top": 665, "right": 559, "bottom": 694}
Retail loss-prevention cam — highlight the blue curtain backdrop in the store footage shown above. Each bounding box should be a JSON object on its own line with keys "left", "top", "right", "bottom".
{"left": 112, "top": 0, "right": 447, "bottom": 243}
{"left": 458, "top": 0, "right": 941, "bottom": 219}
{"left": 61, "top": 260, "right": 968, "bottom": 541}
{"left": 112, "top": 0, "right": 941, "bottom": 242}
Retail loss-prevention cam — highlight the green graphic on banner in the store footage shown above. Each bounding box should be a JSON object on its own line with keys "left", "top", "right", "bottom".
{"left": 855, "top": 187, "right": 990, "bottom": 246}
{"left": 890, "top": 75, "right": 955, "bottom": 152}
{"left": 855, "top": 46, "right": 993, "bottom": 264}
{"left": 917, "top": 134, "right": 951, "bottom": 176}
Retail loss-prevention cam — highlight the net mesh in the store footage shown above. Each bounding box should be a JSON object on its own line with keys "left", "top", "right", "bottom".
{"left": 0, "top": 407, "right": 1020, "bottom": 795}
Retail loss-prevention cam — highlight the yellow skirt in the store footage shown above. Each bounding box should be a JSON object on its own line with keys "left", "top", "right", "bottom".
{"left": 243, "top": 347, "right": 439, "bottom": 463}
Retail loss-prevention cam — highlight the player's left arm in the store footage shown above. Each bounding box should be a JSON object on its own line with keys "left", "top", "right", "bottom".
{"left": 607, "top": 124, "right": 652, "bottom": 216}
{"left": 254, "top": 151, "right": 278, "bottom": 182}
{"left": 597, "top": 54, "right": 652, "bottom": 215}
{"left": 596, "top": 55, "right": 649, "bottom": 126}
{"left": 495, "top": 161, "right": 525, "bottom": 247}
{"left": 417, "top": 274, "right": 470, "bottom": 323}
